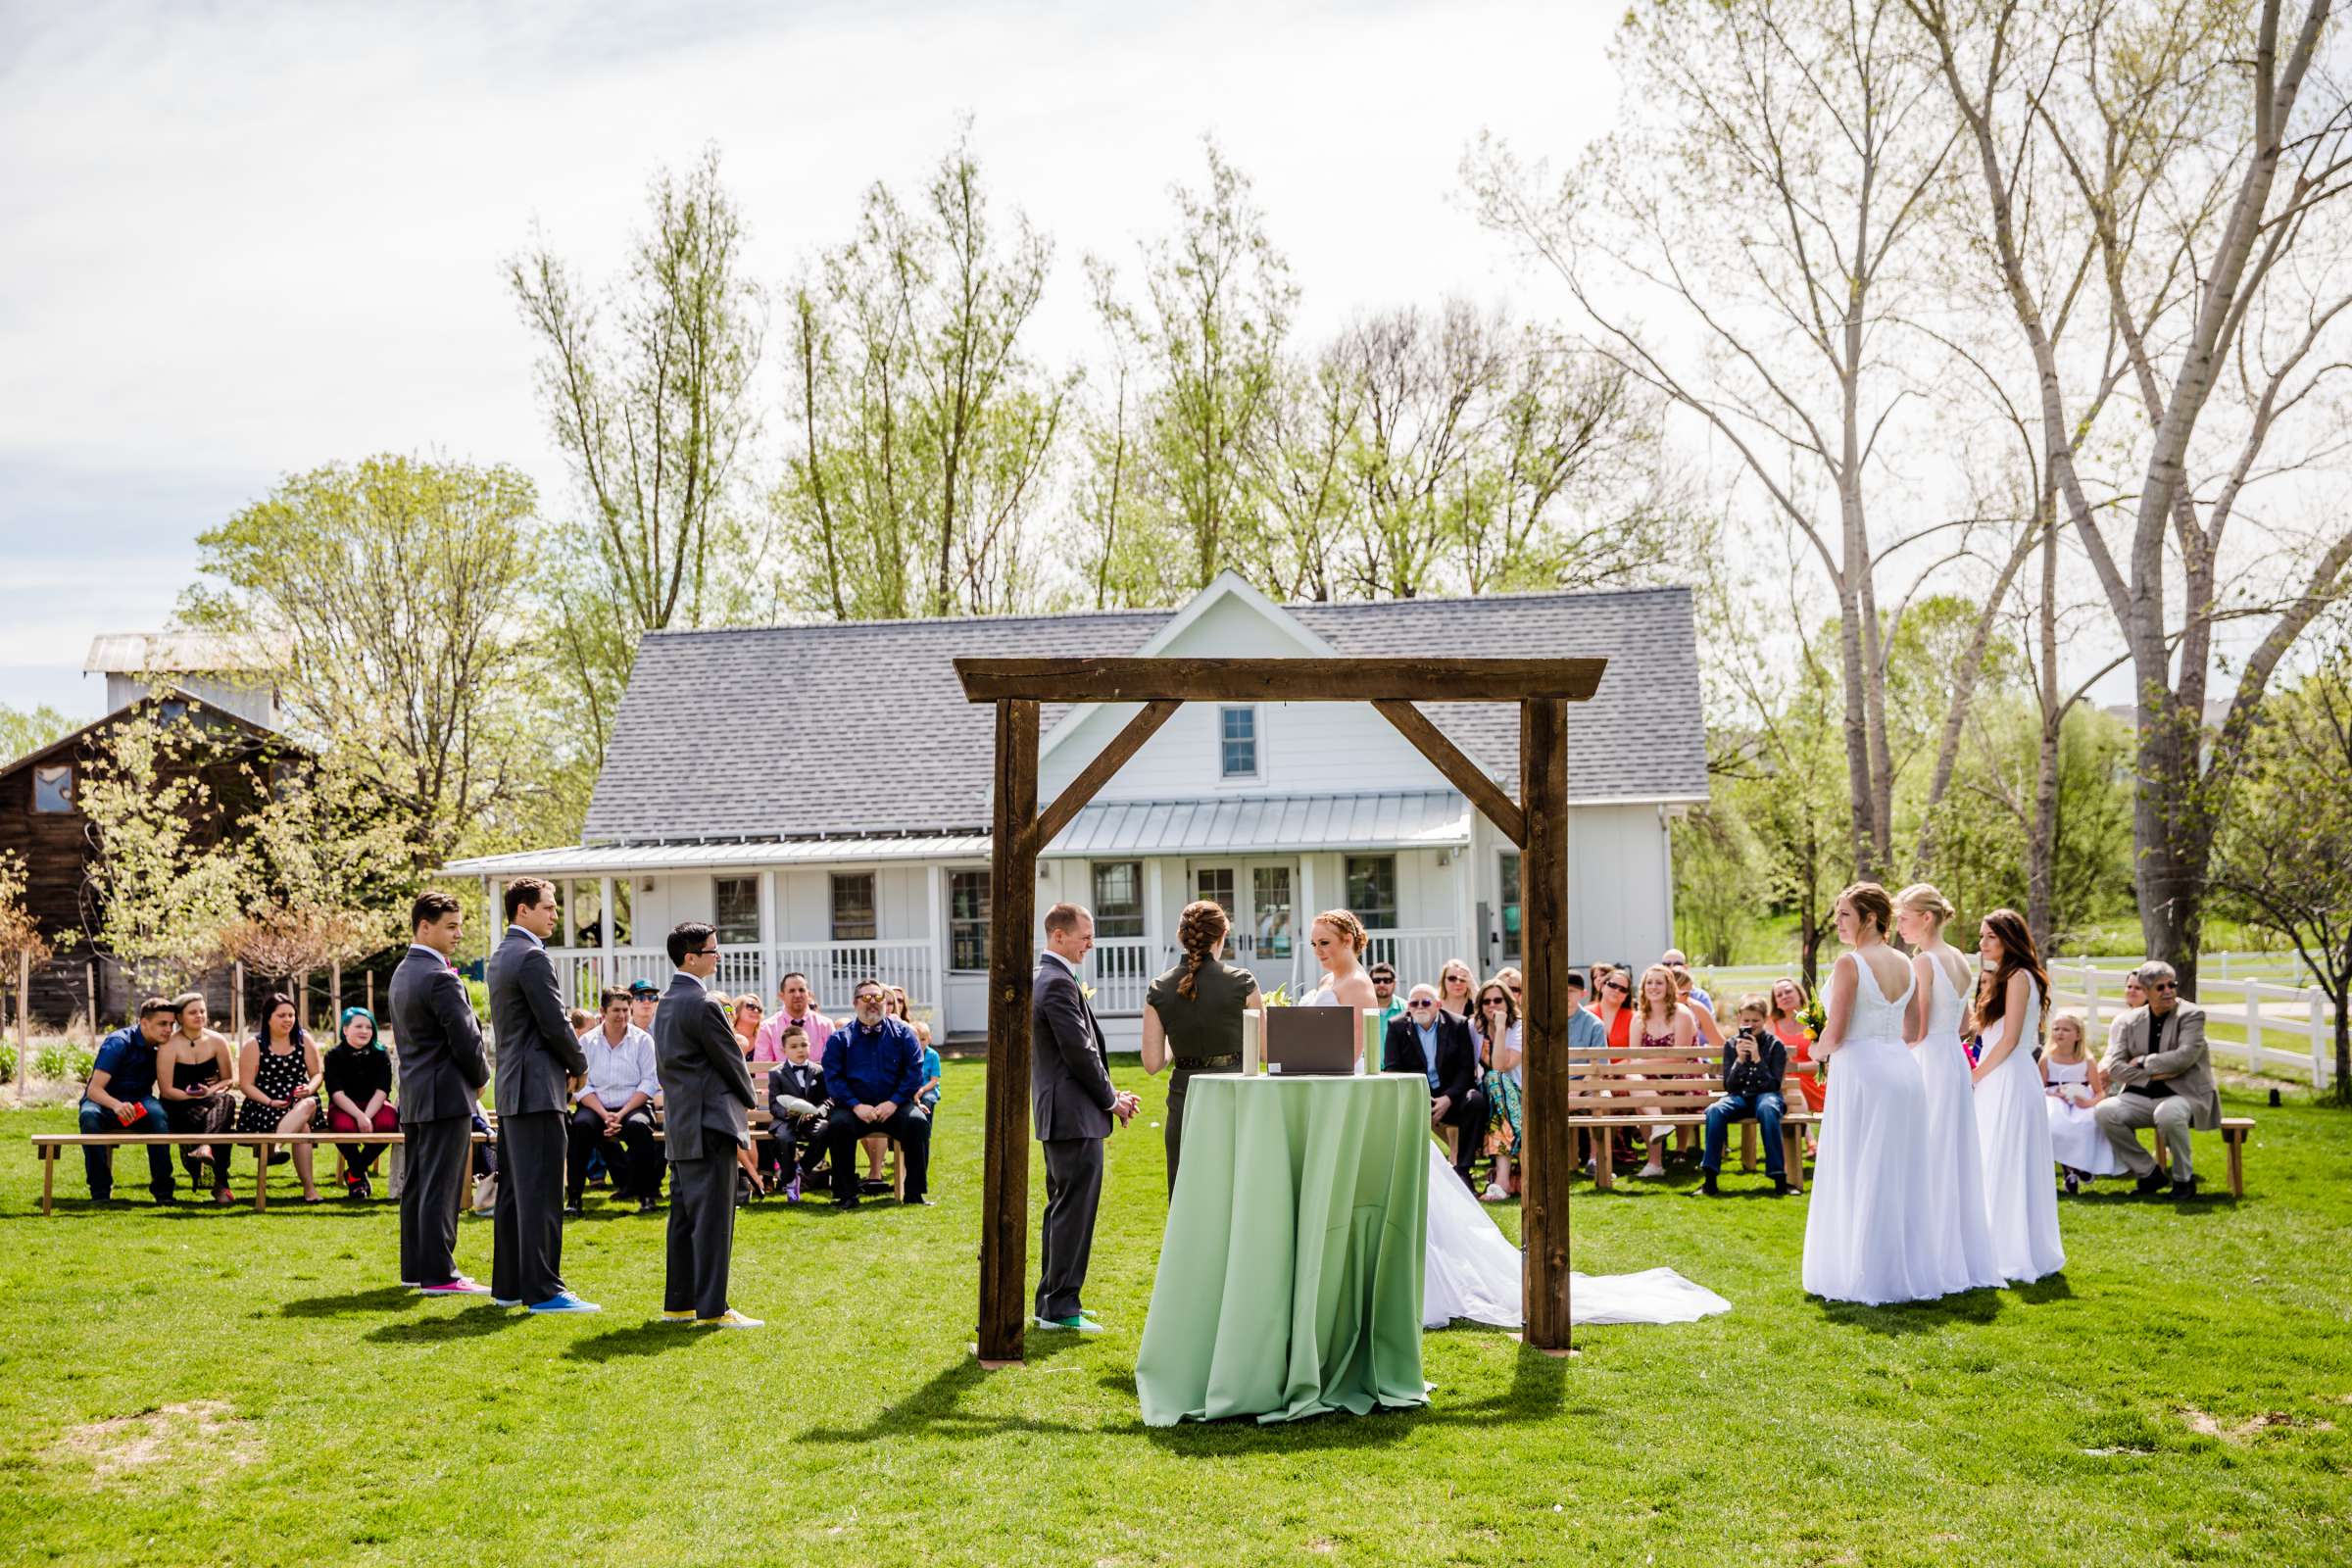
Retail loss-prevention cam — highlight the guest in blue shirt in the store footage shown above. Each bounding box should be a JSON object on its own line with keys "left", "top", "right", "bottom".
{"left": 816, "top": 979, "right": 932, "bottom": 1207}
{"left": 79, "top": 998, "right": 182, "bottom": 1202}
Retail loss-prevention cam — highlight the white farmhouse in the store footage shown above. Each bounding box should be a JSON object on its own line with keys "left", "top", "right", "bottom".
{"left": 444, "top": 572, "right": 1706, "bottom": 1043}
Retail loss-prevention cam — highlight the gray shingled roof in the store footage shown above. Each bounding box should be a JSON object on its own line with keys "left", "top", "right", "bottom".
{"left": 583, "top": 585, "right": 1705, "bottom": 845}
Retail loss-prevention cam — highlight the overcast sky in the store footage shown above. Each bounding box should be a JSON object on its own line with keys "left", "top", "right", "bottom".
{"left": 0, "top": 0, "right": 1630, "bottom": 718}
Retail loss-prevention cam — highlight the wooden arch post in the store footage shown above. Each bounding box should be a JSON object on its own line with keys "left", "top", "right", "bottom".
{"left": 956, "top": 657, "right": 1604, "bottom": 1364}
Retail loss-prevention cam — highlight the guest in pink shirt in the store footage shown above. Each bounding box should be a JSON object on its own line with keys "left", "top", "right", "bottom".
{"left": 753, "top": 970, "right": 836, "bottom": 1065}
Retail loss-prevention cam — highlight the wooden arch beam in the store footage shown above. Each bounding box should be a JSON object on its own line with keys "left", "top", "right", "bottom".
{"left": 1026, "top": 699, "right": 1182, "bottom": 858}
{"left": 1371, "top": 700, "right": 1526, "bottom": 849}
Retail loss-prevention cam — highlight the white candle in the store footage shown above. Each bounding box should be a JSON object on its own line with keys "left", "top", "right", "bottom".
{"left": 1242, "top": 1008, "right": 1261, "bottom": 1075}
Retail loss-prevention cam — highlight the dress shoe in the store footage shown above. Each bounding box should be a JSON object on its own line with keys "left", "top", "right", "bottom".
{"left": 2172, "top": 1176, "right": 2199, "bottom": 1200}
{"left": 2133, "top": 1169, "right": 2173, "bottom": 1196}
{"left": 563, "top": 1201, "right": 584, "bottom": 1218}
{"left": 1771, "top": 1179, "right": 1801, "bottom": 1197}
{"left": 637, "top": 1197, "right": 661, "bottom": 1214}
{"left": 1693, "top": 1172, "right": 1720, "bottom": 1197}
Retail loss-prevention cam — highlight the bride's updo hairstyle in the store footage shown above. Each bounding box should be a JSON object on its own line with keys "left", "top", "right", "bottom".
{"left": 1175, "top": 899, "right": 1229, "bottom": 1000}
{"left": 1894, "top": 883, "right": 1956, "bottom": 935}
{"left": 1838, "top": 881, "right": 1895, "bottom": 939}
{"left": 1311, "top": 908, "right": 1368, "bottom": 957}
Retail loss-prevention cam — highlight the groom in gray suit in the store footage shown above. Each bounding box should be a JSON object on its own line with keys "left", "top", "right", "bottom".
{"left": 486, "top": 877, "right": 594, "bottom": 1311}
{"left": 388, "top": 891, "right": 492, "bottom": 1294}
{"left": 1031, "top": 903, "right": 1138, "bottom": 1334}
{"left": 2096, "top": 960, "right": 2219, "bottom": 1198}
{"left": 654, "top": 921, "right": 761, "bottom": 1327}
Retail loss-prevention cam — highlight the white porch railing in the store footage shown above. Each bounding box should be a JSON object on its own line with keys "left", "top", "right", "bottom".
{"left": 1084, "top": 937, "right": 1155, "bottom": 1014}
{"left": 1363, "top": 929, "right": 1461, "bottom": 995}
{"left": 548, "top": 940, "right": 939, "bottom": 1018}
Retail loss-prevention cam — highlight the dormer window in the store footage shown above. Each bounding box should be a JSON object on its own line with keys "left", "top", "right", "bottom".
{"left": 1219, "top": 706, "right": 1258, "bottom": 780}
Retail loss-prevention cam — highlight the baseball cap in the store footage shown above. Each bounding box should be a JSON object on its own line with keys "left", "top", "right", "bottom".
{"left": 628, "top": 979, "right": 659, "bottom": 997}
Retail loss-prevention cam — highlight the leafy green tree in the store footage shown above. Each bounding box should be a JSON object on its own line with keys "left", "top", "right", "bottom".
{"left": 0, "top": 704, "right": 74, "bottom": 764}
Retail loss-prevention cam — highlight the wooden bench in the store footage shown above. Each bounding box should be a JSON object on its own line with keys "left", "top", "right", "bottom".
{"left": 2146, "top": 1114, "right": 2256, "bottom": 1198}
{"left": 1564, "top": 1046, "right": 1818, "bottom": 1192}
{"left": 29, "top": 1131, "right": 492, "bottom": 1215}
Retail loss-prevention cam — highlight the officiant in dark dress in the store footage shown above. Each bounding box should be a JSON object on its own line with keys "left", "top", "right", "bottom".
{"left": 1141, "top": 900, "right": 1265, "bottom": 1194}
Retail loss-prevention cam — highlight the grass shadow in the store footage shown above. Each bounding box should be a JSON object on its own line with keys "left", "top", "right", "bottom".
{"left": 798, "top": 1334, "right": 1108, "bottom": 1444}
{"left": 2067, "top": 1189, "right": 2238, "bottom": 1212}
{"left": 1816, "top": 1287, "right": 2006, "bottom": 1336}
{"left": 280, "top": 1286, "right": 420, "bottom": 1318}
{"left": 2011, "top": 1273, "right": 2076, "bottom": 1304}
{"left": 363, "top": 1305, "right": 525, "bottom": 1345}
{"left": 565, "top": 1321, "right": 708, "bottom": 1362}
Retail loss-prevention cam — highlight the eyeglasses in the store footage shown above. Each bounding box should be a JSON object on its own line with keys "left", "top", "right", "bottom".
{"left": 696, "top": 946, "right": 720, "bottom": 957}
{"left": 1603, "top": 981, "right": 1629, "bottom": 994}
{"left": 2150, "top": 981, "right": 2178, "bottom": 993}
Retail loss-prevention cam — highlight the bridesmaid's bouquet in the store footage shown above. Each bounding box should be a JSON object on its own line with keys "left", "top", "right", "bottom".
{"left": 1798, "top": 995, "right": 1826, "bottom": 1039}
{"left": 1258, "top": 984, "right": 1295, "bottom": 1008}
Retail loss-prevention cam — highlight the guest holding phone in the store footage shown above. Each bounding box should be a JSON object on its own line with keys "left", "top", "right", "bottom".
{"left": 1695, "top": 996, "right": 1797, "bottom": 1196}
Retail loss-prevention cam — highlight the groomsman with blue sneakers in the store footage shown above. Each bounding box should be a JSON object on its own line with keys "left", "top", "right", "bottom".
{"left": 486, "top": 877, "right": 597, "bottom": 1314}
{"left": 388, "top": 892, "right": 493, "bottom": 1297}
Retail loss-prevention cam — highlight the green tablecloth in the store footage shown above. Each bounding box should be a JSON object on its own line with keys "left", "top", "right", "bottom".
{"left": 1135, "top": 1072, "right": 1430, "bottom": 1426}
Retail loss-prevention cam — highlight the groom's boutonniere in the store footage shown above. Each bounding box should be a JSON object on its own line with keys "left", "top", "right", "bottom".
{"left": 1080, "top": 982, "right": 1098, "bottom": 1004}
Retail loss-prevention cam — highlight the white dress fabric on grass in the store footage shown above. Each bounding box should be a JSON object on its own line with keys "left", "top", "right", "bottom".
{"left": 1912, "top": 957, "right": 2004, "bottom": 1293}
{"left": 2044, "top": 1057, "right": 2125, "bottom": 1175}
{"left": 1974, "top": 984, "right": 2067, "bottom": 1283}
{"left": 1420, "top": 1141, "right": 1730, "bottom": 1330}
{"left": 1802, "top": 953, "right": 1947, "bottom": 1304}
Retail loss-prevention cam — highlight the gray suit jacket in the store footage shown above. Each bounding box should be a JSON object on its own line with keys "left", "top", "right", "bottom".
{"left": 1032, "top": 956, "right": 1115, "bottom": 1143}
{"left": 654, "top": 971, "right": 755, "bottom": 1162}
{"left": 486, "top": 927, "right": 588, "bottom": 1117}
{"left": 2101, "top": 1002, "right": 2220, "bottom": 1129}
{"left": 387, "top": 946, "right": 488, "bottom": 1122}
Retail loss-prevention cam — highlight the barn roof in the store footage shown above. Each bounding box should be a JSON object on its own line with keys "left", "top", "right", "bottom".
{"left": 579, "top": 580, "right": 1705, "bottom": 847}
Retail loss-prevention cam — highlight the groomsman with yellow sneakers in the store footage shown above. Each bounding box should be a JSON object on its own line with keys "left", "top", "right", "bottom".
{"left": 652, "top": 921, "right": 763, "bottom": 1329}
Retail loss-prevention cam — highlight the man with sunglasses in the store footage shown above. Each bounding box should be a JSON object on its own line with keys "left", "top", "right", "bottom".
{"left": 2095, "top": 961, "right": 2218, "bottom": 1198}
{"left": 1382, "top": 984, "right": 1486, "bottom": 1189}
{"left": 1368, "top": 963, "right": 1403, "bottom": 1032}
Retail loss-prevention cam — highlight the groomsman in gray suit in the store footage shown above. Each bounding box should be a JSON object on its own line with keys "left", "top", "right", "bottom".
{"left": 486, "top": 877, "right": 595, "bottom": 1312}
{"left": 1031, "top": 903, "right": 1138, "bottom": 1335}
{"left": 388, "top": 892, "right": 492, "bottom": 1296}
{"left": 2096, "top": 960, "right": 2219, "bottom": 1198}
{"left": 654, "top": 921, "right": 762, "bottom": 1328}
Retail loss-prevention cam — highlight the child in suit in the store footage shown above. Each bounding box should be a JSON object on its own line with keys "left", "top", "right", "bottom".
{"left": 763, "top": 1027, "right": 829, "bottom": 1202}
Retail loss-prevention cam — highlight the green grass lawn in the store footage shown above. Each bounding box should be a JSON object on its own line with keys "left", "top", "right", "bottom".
{"left": 2, "top": 1063, "right": 2348, "bottom": 1567}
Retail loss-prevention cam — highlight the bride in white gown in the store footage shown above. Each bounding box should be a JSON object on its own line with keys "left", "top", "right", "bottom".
{"left": 1801, "top": 883, "right": 1950, "bottom": 1304}
{"left": 1299, "top": 911, "right": 1730, "bottom": 1331}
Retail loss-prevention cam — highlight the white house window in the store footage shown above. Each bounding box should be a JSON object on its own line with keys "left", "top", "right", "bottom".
{"left": 949, "top": 870, "right": 990, "bottom": 972}
{"left": 1092, "top": 861, "right": 1144, "bottom": 938}
{"left": 713, "top": 876, "right": 760, "bottom": 946}
{"left": 1498, "top": 852, "right": 1523, "bottom": 963}
{"left": 1218, "top": 706, "right": 1258, "bottom": 779}
{"left": 1195, "top": 866, "right": 1235, "bottom": 916}
{"left": 1345, "top": 855, "right": 1398, "bottom": 930}
{"left": 832, "top": 872, "right": 877, "bottom": 942}
{"left": 32, "top": 765, "right": 73, "bottom": 813}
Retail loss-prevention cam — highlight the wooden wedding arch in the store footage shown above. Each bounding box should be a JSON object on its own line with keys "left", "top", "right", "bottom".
{"left": 955, "top": 655, "right": 1606, "bottom": 1362}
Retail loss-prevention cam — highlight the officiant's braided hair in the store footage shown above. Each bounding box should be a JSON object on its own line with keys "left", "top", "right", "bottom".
{"left": 1175, "top": 900, "right": 1229, "bottom": 1000}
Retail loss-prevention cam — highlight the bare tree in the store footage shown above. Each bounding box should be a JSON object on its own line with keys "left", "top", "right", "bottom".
{"left": 1912, "top": 0, "right": 2352, "bottom": 990}
{"left": 1471, "top": 0, "right": 1965, "bottom": 881}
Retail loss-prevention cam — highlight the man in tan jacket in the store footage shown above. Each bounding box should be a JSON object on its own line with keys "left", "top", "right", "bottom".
{"left": 2095, "top": 961, "right": 2219, "bottom": 1198}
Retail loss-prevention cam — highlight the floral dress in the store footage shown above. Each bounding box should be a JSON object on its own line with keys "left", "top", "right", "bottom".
{"left": 1480, "top": 1021, "right": 1523, "bottom": 1156}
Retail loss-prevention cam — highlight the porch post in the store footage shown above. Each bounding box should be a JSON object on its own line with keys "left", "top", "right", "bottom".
{"left": 599, "top": 875, "right": 616, "bottom": 992}
{"left": 758, "top": 870, "right": 779, "bottom": 1002}
{"left": 1143, "top": 858, "right": 1166, "bottom": 967}
{"left": 1454, "top": 837, "right": 1476, "bottom": 974}
{"left": 1520, "top": 697, "right": 1573, "bottom": 1352}
{"left": 979, "top": 699, "right": 1040, "bottom": 1365}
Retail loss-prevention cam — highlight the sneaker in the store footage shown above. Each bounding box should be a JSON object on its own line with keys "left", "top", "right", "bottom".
{"left": 1031, "top": 1313, "right": 1105, "bottom": 1336}
{"left": 782, "top": 1175, "right": 802, "bottom": 1204}
{"left": 637, "top": 1197, "right": 661, "bottom": 1214}
{"left": 1481, "top": 1183, "right": 1509, "bottom": 1202}
{"left": 527, "top": 1292, "right": 602, "bottom": 1314}
{"left": 697, "top": 1309, "right": 763, "bottom": 1330}
{"left": 356, "top": 1175, "right": 374, "bottom": 1200}
{"left": 1693, "top": 1172, "right": 1720, "bottom": 1197}
{"left": 660, "top": 1309, "right": 697, "bottom": 1324}
{"left": 1637, "top": 1163, "right": 1666, "bottom": 1180}
{"left": 422, "top": 1276, "right": 494, "bottom": 1296}
{"left": 2062, "top": 1169, "right": 2081, "bottom": 1196}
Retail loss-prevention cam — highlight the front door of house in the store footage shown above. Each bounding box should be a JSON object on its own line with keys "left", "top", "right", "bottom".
{"left": 1192, "top": 858, "right": 1298, "bottom": 976}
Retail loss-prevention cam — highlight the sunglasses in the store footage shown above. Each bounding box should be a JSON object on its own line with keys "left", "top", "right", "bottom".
{"left": 1407, "top": 1000, "right": 1436, "bottom": 1010}
{"left": 1481, "top": 995, "right": 1508, "bottom": 1007}
{"left": 1603, "top": 981, "right": 1629, "bottom": 994}
{"left": 2150, "top": 981, "right": 2178, "bottom": 993}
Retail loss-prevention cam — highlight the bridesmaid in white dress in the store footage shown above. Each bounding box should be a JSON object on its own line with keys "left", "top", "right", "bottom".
{"left": 1971, "top": 907, "right": 2066, "bottom": 1283}
{"left": 1894, "top": 885, "right": 2003, "bottom": 1293}
{"left": 1802, "top": 883, "right": 1948, "bottom": 1305}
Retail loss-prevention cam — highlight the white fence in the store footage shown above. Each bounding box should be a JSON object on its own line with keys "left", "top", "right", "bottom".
{"left": 1690, "top": 955, "right": 2337, "bottom": 1089}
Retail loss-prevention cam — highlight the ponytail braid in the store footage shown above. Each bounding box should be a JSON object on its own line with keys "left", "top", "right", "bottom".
{"left": 1175, "top": 900, "right": 1230, "bottom": 1000}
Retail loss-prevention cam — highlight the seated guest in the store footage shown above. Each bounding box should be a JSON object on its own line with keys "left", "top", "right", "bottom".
{"left": 1473, "top": 979, "right": 1522, "bottom": 1201}
{"left": 1768, "top": 978, "right": 1825, "bottom": 1152}
{"left": 158, "top": 991, "right": 238, "bottom": 1203}
{"left": 627, "top": 979, "right": 660, "bottom": 1035}
{"left": 1437, "top": 958, "right": 1477, "bottom": 1018}
{"left": 733, "top": 996, "right": 776, "bottom": 1062}
{"left": 2043, "top": 1010, "right": 2124, "bottom": 1194}
{"left": 1563, "top": 969, "right": 1588, "bottom": 1012}
{"left": 236, "top": 994, "right": 327, "bottom": 1202}
{"left": 817, "top": 978, "right": 933, "bottom": 1207}
{"left": 79, "top": 997, "right": 180, "bottom": 1204}
{"left": 913, "top": 1020, "right": 943, "bottom": 1113}
{"left": 324, "top": 1006, "right": 398, "bottom": 1200}
{"left": 1495, "top": 966, "right": 1525, "bottom": 1013}
{"left": 2095, "top": 960, "right": 2219, "bottom": 1199}
{"left": 763, "top": 1026, "right": 829, "bottom": 1200}
{"left": 1673, "top": 964, "right": 1725, "bottom": 1050}
{"left": 566, "top": 1006, "right": 594, "bottom": 1036}
{"left": 1368, "top": 961, "right": 1402, "bottom": 1031}
{"left": 753, "top": 970, "right": 835, "bottom": 1065}
{"left": 1660, "top": 950, "right": 1713, "bottom": 1014}
{"left": 1697, "top": 995, "right": 1796, "bottom": 1196}
{"left": 1383, "top": 983, "right": 1486, "bottom": 1190}
{"left": 569, "top": 988, "right": 662, "bottom": 1215}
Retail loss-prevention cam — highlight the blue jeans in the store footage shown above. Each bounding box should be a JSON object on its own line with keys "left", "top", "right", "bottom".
{"left": 1702, "top": 1091, "right": 1787, "bottom": 1179}
{"left": 78, "top": 1097, "right": 174, "bottom": 1199}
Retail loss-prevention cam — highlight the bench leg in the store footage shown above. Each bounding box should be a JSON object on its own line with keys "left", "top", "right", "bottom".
{"left": 42, "top": 1147, "right": 55, "bottom": 1215}
{"left": 1784, "top": 1126, "right": 1804, "bottom": 1193}
{"left": 1740, "top": 1122, "right": 1757, "bottom": 1173}
{"left": 2227, "top": 1132, "right": 2244, "bottom": 1199}
{"left": 1596, "top": 1132, "right": 1615, "bottom": 1192}
{"left": 892, "top": 1139, "right": 906, "bottom": 1202}
{"left": 254, "top": 1144, "right": 269, "bottom": 1211}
